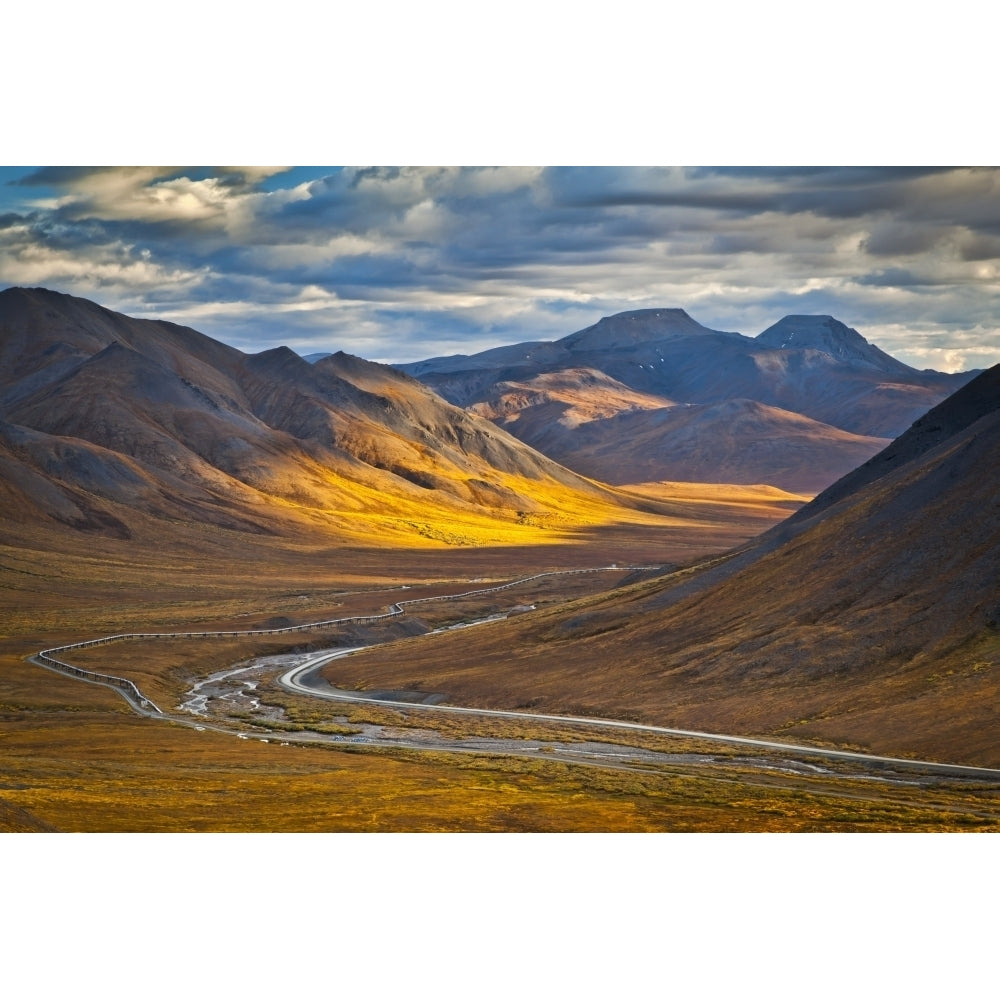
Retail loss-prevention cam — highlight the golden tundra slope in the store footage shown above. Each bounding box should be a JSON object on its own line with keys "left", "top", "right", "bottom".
{"left": 321, "top": 365, "right": 1000, "bottom": 767}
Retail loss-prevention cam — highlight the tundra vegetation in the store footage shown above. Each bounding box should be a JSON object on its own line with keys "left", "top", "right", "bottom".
{"left": 5, "top": 520, "right": 998, "bottom": 832}
{"left": 2, "top": 289, "right": 998, "bottom": 832}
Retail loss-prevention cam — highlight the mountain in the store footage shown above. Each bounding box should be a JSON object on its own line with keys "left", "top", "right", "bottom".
{"left": 467, "top": 368, "right": 889, "bottom": 492}
{"left": 400, "top": 308, "right": 750, "bottom": 407}
{"left": 0, "top": 287, "right": 684, "bottom": 548}
{"left": 755, "top": 314, "right": 915, "bottom": 375}
{"left": 341, "top": 364, "right": 1000, "bottom": 764}
{"left": 399, "top": 309, "right": 977, "bottom": 492}
{"left": 466, "top": 367, "right": 672, "bottom": 450}
{"left": 498, "top": 397, "right": 891, "bottom": 494}
{"left": 558, "top": 308, "right": 741, "bottom": 350}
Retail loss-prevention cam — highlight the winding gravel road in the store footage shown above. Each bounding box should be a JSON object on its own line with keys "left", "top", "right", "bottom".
{"left": 277, "top": 647, "right": 1000, "bottom": 781}
{"left": 30, "top": 564, "right": 1000, "bottom": 783}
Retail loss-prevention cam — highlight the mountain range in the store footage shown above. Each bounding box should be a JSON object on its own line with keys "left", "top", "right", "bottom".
{"left": 398, "top": 309, "right": 976, "bottom": 493}
{"left": 0, "top": 287, "right": 681, "bottom": 548}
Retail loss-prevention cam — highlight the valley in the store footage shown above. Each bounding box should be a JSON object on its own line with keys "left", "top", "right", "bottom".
{"left": 3, "top": 504, "right": 811, "bottom": 832}
{"left": 9, "top": 548, "right": 1000, "bottom": 832}
{"left": 2, "top": 288, "right": 998, "bottom": 832}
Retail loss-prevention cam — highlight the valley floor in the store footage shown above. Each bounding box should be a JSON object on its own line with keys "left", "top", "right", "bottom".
{"left": 3, "top": 509, "right": 999, "bottom": 832}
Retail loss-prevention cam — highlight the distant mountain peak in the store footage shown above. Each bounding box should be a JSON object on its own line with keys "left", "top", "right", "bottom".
{"left": 245, "top": 344, "right": 311, "bottom": 374}
{"left": 560, "top": 308, "right": 741, "bottom": 352}
{"left": 611, "top": 307, "right": 694, "bottom": 322}
{"left": 756, "top": 315, "right": 914, "bottom": 375}
{"left": 759, "top": 315, "right": 861, "bottom": 348}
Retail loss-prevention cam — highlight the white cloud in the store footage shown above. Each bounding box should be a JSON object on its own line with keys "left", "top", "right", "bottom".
{"left": 42, "top": 166, "right": 293, "bottom": 232}
{"left": 0, "top": 232, "right": 208, "bottom": 295}
{"left": 239, "top": 233, "right": 396, "bottom": 269}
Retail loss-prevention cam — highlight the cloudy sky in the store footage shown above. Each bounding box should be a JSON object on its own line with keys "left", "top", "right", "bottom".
{"left": 2, "top": 165, "right": 999, "bottom": 372}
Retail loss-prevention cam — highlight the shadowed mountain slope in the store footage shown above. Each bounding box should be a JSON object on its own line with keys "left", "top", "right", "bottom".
{"left": 755, "top": 314, "right": 915, "bottom": 375}
{"left": 399, "top": 308, "right": 976, "bottom": 491}
{"left": 319, "top": 365, "right": 1000, "bottom": 765}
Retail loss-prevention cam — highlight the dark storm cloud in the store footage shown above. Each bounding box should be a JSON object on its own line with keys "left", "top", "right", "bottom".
{"left": 555, "top": 186, "right": 775, "bottom": 214}
{"left": 691, "top": 165, "right": 959, "bottom": 189}
{"left": 551, "top": 167, "right": 997, "bottom": 230}
{"left": 855, "top": 268, "right": 928, "bottom": 288}
{"left": 958, "top": 234, "right": 1000, "bottom": 261}
{"left": 547, "top": 166, "right": 912, "bottom": 217}
{"left": 861, "top": 224, "right": 948, "bottom": 257}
